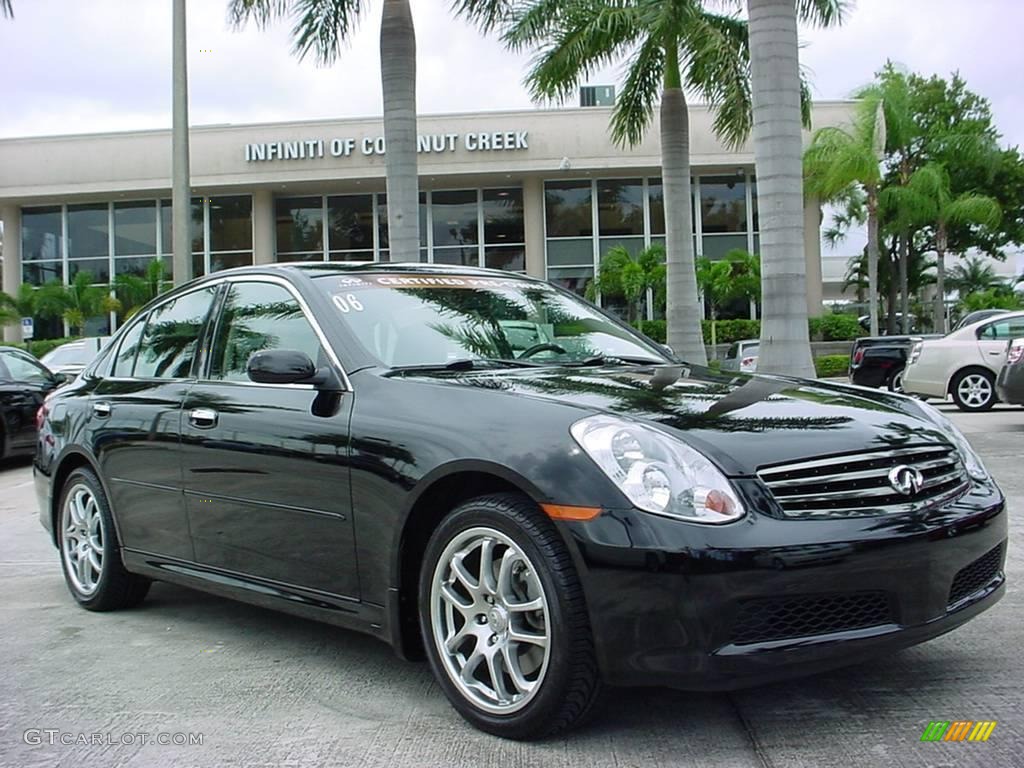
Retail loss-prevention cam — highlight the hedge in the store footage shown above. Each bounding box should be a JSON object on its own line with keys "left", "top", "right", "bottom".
{"left": 814, "top": 354, "right": 851, "bottom": 378}
{"left": 636, "top": 315, "right": 864, "bottom": 346}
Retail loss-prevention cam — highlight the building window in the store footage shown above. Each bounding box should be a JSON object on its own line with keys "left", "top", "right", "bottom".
{"left": 328, "top": 194, "right": 374, "bottom": 261}
{"left": 208, "top": 195, "right": 253, "bottom": 273}
{"left": 545, "top": 181, "right": 595, "bottom": 295}
{"left": 432, "top": 189, "right": 479, "bottom": 266}
{"left": 483, "top": 188, "right": 525, "bottom": 271}
{"left": 20, "top": 206, "right": 63, "bottom": 285}
{"left": 276, "top": 196, "right": 323, "bottom": 260}
{"left": 67, "top": 203, "right": 110, "bottom": 284}
{"left": 113, "top": 201, "right": 158, "bottom": 280}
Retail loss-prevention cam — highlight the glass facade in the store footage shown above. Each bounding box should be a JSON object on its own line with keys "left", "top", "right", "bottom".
{"left": 544, "top": 173, "right": 758, "bottom": 297}
{"left": 275, "top": 187, "right": 524, "bottom": 270}
{"left": 19, "top": 196, "right": 252, "bottom": 336}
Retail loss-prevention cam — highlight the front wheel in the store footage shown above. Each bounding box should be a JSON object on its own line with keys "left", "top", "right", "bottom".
{"left": 419, "top": 493, "right": 600, "bottom": 739}
{"left": 950, "top": 369, "right": 997, "bottom": 411}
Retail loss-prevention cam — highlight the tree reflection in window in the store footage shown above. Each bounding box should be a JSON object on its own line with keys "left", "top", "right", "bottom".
{"left": 209, "top": 282, "right": 323, "bottom": 381}
{"left": 134, "top": 287, "right": 218, "bottom": 379}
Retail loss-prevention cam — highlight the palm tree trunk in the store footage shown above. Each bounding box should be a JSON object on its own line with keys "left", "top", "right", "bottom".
{"left": 380, "top": 0, "right": 419, "bottom": 261}
{"left": 866, "top": 187, "right": 880, "bottom": 336}
{"left": 171, "top": 0, "right": 192, "bottom": 284}
{"left": 886, "top": 250, "right": 898, "bottom": 334}
{"left": 661, "top": 40, "right": 706, "bottom": 365}
{"left": 746, "top": 0, "right": 814, "bottom": 376}
{"left": 934, "top": 224, "right": 948, "bottom": 334}
{"left": 899, "top": 227, "right": 910, "bottom": 330}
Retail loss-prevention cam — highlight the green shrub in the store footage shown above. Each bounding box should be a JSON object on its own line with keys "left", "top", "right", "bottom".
{"left": 812, "top": 313, "right": 863, "bottom": 341}
{"left": 707, "top": 359, "right": 722, "bottom": 373}
{"left": 814, "top": 354, "right": 850, "bottom": 378}
{"left": 702, "top": 318, "right": 760, "bottom": 344}
{"left": 634, "top": 319, "right": 667, "bottom": 344}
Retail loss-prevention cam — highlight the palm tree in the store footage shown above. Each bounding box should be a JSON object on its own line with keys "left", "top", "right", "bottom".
{"left": 114, "top": 259, "right": 172, "bottom": 320}
{"left": 36, "top": 272, "right": 120, "bottom": 336}
{"left": 804, "top": 93, "right": 886, "bottom": 336}
{"left": 742, "top": 0, "right": 845, "bottom": 375}
{"left": 0, "top": 284, "right": 34, "bottom": 328}
{"left": 696, "top": 249, "right": 760, "bottom": 350}
{"left": 587, "top": 244, "right": 666, "bottom": 324}
{"left": 946, "top": 257, "right": 1001, "bottom": 298}
{"left": 904, "top": 163, "right": 1001, "bottom": 333}
{"left": 488, "top": 2, "right": 762, "bottom": 366}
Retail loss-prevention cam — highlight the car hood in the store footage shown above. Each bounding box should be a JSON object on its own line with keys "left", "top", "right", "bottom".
{"left": 409, "top": 364, "right": 952, "bottom": 476}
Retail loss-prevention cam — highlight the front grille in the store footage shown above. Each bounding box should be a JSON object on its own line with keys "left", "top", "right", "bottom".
{"left": 729, "top": 591, "right": 894, "bottom": 645}
{"left": 758, "top": 445, "right": 969, "bottom": 519}
{"left": 949, "top": 543, "right": 1005, "bottom": 606}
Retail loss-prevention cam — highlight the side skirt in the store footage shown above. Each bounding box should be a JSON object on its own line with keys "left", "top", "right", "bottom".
{"left": 122, "top": 549, "right": 392, "bottom": 646}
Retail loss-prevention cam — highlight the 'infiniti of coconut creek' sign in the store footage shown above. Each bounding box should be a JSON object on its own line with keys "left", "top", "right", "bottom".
{"left": 244, "top": 131, "right": 529, "bottom": 162}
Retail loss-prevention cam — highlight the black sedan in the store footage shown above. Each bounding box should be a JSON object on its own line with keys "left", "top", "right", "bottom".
{"left": 35, "top": 264, "right": 1007, "bottom": 739}
{"left": 996, "top": 337, "right": 1024, "bottom": 405}
{"left": 1, "top": 346, "right": 64, "bottom": 460}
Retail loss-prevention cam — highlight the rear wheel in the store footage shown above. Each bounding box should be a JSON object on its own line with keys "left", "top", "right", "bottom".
{"left": 887, "top": 368, "right": 906, "bottom": 394}
{"left": 950, "top": 369, "right": 997, "bottom": 412}
{"left": 419, "top": 493, "right": 600, "bottom": 739}
{"left": 58, "top": 467, "right": 150, "bottom": 611}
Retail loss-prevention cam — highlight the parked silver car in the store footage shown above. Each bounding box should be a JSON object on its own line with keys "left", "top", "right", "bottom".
{"left": 721, "top": 339, "right": 759, "bottom": 373}
{"left": 40, "top": 337, "right": 110, "bottom": 381}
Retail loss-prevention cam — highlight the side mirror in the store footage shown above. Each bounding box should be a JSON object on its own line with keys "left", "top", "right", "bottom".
{"left": 247, "top": 349, "right": 341, "bottom": 390}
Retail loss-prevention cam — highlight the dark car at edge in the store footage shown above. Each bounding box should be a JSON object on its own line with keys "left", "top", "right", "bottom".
{"left": 34, "top": 264, "right": 1007, "bottom": 739}
{"left": 1, "top": 346, "right": 65, "bottom": 461}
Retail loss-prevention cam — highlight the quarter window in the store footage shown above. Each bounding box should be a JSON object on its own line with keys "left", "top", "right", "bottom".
{"left": 133, "top": 287, "right": 218, "bottom": 379}
{"left": 112, "top": 314, "right": 148, "bottom": 377}
{"left": 208, "top": 282, "right": 324, "bottom": 382}
{"left": 979, "top": 318, "right": 1024, "bottom": 340}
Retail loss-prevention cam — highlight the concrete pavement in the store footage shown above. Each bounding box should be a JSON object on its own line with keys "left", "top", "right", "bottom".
{"left": 1, "top": 403, "right": 1021, "bottom": 767}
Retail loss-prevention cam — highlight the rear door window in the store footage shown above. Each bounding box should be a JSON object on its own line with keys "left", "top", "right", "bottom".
{"left": 134, "top": 287, "right": 219, "bottom": 379}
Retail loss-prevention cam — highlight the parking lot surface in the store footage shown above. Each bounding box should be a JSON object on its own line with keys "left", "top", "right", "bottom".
{"left": 1, "top": 403, "right": 1020, "bottom": 767}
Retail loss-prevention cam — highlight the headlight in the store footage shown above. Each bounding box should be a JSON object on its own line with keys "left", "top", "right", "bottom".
{"left": 570, "top": 415, "right": 744, "bottom": 523}
{"left": 915, "top": 400, "right": 989, "bottom": 481}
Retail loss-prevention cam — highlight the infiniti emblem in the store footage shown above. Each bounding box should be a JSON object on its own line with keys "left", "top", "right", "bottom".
{"left": 888, "top": 464, "right": 924, "bottom": 496}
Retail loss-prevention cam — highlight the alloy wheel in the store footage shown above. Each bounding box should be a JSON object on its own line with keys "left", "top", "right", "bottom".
{"left": 891, "top": 370, "right": 905, "bottom": 393}
{"left": 61, "top": 484, "right": 105, "bottom": 596}
{"left": 957, "top": 374, "right": 993, "bottom": 408}
{"left": 429, "top": 526, "right": 551, "bottom": 715}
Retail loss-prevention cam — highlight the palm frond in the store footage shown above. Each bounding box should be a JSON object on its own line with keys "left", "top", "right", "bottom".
{"left": 0, "top": 0, "right": 12, "bottom": 19}
{"left": 229, "top": 0, "right": 365, "bottom": 65}
{"left": 796, "top": 0, "right": 849, "bottom": 27}
{"left": 945, "top": 194, "right": 1002, "bottom": 229}
{"left": 681, "top": 10, "right": 752, "bottom": 149}
{"left": 609, "top": 34, "right": 663, "bottom": 146}
{"left": 451, "top": 0, "right": 520, "bottom": 33}
{"left": 522, "top": 2, "right": 643, "bottom": 104}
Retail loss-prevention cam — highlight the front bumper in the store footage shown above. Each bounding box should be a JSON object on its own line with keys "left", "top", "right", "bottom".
{"left": 560, "top": 479, "right": 1006, "bottom": 690}
{"left": 996, "top": 363, "right": 1024, "bottom": 405}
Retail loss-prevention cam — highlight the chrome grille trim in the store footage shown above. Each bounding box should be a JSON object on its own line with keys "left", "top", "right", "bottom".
{"left": 758, "top": 445, "right": 970, "bottom": 519}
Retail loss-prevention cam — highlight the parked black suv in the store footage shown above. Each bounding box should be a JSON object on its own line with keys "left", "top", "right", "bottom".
{"left": 849, "top": 335, "right": 940, "bottom": 393}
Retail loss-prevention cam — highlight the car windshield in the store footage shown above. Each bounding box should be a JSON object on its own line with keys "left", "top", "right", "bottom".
{"left": 313, "top": 272, "right": 667, "bottom": 368}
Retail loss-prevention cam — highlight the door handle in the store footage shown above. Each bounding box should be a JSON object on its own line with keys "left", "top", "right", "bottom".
{"left": 189, "top": 408, "right": 218, "bottom": 428}
{"left": 987, "top": 350, "right": 1003, "bottom": 356}
{"left": 92, "top": 401, "right": 111, "bottom": 417}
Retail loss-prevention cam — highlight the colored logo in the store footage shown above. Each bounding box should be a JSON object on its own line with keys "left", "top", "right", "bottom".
{"left": 920, "top": 721, "right": 997, "bottom": 742}
{"left": 888, "top": 464, "right": 924, "bottom": 496}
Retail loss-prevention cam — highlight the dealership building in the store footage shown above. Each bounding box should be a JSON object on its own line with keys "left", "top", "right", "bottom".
{"left": 0, "top": 101, "right": 856, "bottom": 341}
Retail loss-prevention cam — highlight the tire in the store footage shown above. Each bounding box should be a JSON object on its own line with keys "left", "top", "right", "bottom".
{"left": 887, "top": 368, "right": 906, "bottom": 394}
{"left": 950, "top": 369, "right": 997, "bottom": 412}
{"left": 419, "top": 493, "right": 600, "bottom": 739}
{"left": 57, "top": 467, "right": 151, "bottom": 611}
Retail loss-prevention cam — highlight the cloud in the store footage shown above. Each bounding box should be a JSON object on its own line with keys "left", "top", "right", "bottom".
{"left": 0, "top": 0, "right": 1019, "bottom": 152}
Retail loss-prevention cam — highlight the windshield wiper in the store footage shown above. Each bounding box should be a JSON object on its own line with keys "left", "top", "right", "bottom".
{"left": 564, "top": 354, "right": 667, "bottom": 367}
{"left": 387, "top": 357, "right": 543, "bottom": 374}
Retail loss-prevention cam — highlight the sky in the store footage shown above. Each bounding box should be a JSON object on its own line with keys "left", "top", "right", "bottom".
{"left": 1, "top": 0, "right": 1021, "bottom": 147}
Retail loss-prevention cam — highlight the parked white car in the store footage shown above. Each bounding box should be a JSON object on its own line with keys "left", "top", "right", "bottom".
{"left": 721, "top": 339, "right": 759, "bottom": 373}
{"left": 39, "top": 336, "right": 110, "bottom": 381}
{"left": 902, "top": 311, "right": 1024, "bottom": 411}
